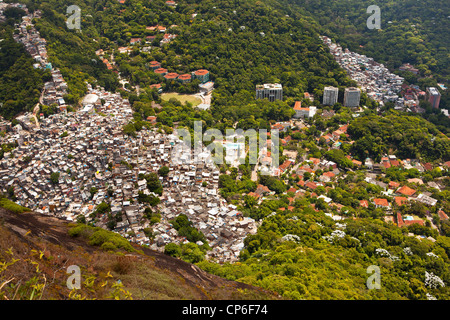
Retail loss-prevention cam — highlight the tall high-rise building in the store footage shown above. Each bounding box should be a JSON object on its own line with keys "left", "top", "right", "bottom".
{"left": 256, "top": 83, "right": 283, "bottom": 102}
{"left": 322, "top": 86, "right": 339, "bottom": 106}
{"left": 426, "top": 87, "right": 441, "bottom": 109}
{"left": 343, "top": 87, "right": 361, "bottom": 107}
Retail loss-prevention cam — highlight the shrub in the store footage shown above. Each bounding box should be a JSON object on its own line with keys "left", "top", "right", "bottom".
{"left": 0, "top": 197, "right": 31, "bottom": 213}
{"left": 101, "top": 241, "right": 117, "bottom": 252}
{"left": 164, "top": 243, "right": 181, "bottom": 257}
{"left": 68, "top": 224, "right": 134, "bottom": 252}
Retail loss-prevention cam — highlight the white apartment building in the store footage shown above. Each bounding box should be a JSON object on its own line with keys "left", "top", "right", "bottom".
{"left": 323, "top": 86, "right": 339, "bottom": 106}
{"left": 256, "top": 83, "right": 283, "bottom": 102}
{"left": 344, "top": 87, "right": 361, "bottom": 107}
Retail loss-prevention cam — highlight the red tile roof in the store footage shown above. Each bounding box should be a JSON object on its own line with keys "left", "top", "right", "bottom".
{"left": 305, "top": 181, "right": 317, "bottom": 190}
{"left": 154, "top": 68, "right": 168, "bottom": 74}
{"left": 279, "top": 160, "right": 293, "bottom": 172}
{"left": 396, "top": 212, "right": 424, "bottom": 227}
{"left": 389, "top": 181, "right": 400, "bottom": 189}
{"left": 396, "top": 185, "right": 416, "bottom": 196}
{"left": 390, "top": 160, "right": 400, "bottom": 167}
{"left": 256, "top": 184, "right": 270, "bottom": 195}
{"left": 394, "top": 197, "right": 408, "bottom": 206}
{"left": 164, "top": 72, "right": 179, "bottom": 80}
{"left": 438, "top": 210, "right": 449, "bottom": 221}
{"left": 374, "top": 198, "right": 389, "bottom": 207}
{"left": 195, "top": 69, "right": 209, "bottom": 76}
{"left": 287, "top": 187, "right": 297, "bottom": 194}
{"left": 396, "top": 212, "right": 404, "bottom": 227}
{"left": 178, "top": 74, "right": 192, "bottom": 80}
{"left": 293, "top": 101, "right": 302, "bottom": 110}
{"left": 404, "top": 219, "right": 424, "bottom": 226}
{"left": 248, "top": 192, "right": 260, "bottom": 199}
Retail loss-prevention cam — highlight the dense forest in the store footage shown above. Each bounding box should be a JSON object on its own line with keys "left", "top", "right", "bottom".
{"left": 198, "top": 210, "right": 450, "bottom": 299}
{"left": 348, "top": 112, "right": 450, "bottom": 162}
{"left": 275, "top": 0, "right": 449, "bottom": 110}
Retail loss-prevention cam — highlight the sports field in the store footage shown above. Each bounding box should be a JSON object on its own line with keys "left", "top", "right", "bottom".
{"left": 161, "top": 93, "right": 202, "bottom": 106}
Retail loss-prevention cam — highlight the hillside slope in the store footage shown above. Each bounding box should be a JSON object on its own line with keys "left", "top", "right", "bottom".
{"left": 0, "top": 208, "right": 279, "bottom": 300}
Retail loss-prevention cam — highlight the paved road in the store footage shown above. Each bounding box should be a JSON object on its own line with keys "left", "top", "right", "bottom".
{"left": 32, "top": 89, "right": 44, "bottom": 129}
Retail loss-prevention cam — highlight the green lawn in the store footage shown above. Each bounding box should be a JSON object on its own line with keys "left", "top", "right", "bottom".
{"left": 161, "top": 93, "right": 202, "bottom": 107}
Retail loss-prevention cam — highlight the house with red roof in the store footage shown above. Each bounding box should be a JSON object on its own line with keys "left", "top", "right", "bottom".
{"left": 390, "top": 159, "right": 400, "bottom": 167}
{"left": 178, "top": 74, "right": 192, "bottom": 83}
{"left": 394, "top": 196, "right": 408, "bottom": 207}
{"left": 193, "top": 69, "right": 210, "bottom": 83}
{"left": 319, "top": 171, "right": 335, "bottom": 182}
{"left": 255, "top": 184, "right": 271, "bottom": 196}
{"left": 164, "top": 72, "right": 179, "bottom": 81}
{"left": 271, "top": 122, "right": 290, "bottom": 132}
{"left": 396, "top": 212, "right": 424, "bottom": 227}
{"left": 146, "top": 116, "right": 157, "bottom": 124}
{"left": 360, "top": 200, "right": 369, "bottom": 208}
{"left": 338, "top": 124, "right": 348, "bottom": 133}
{"left": 305, "top": 181, "right": 317, "bottom": 190}
{"left": 396, "top": 212, "right": 404, "bottom": 227}
{"left": 438, "top": 210, "right": 449, "bottom": 221}
{"left": 389, "top": 181, "right": 400, "bottom": 189}
{"left": 279, "top": 160, "right": 293, "bottom": 173}
{"left": 247, "top": 192, "right": 260, "bottom": 200}
{"left": 154, "top": 68, "right": 168, "bottom": 76}
{"left": 287, "top": 187, "right": 297, "bottom": 194}
{"left": 149, "top": 61, "right": 161, "bottom": 70}
{"left": 396, "top": 185, "right": 416, "bottom": 197}
{"left": 308, "top": 157, "right": 321, "bottom": 165}
{"left": 293, "top": 101, "right": 315, "bottom": 118}
{"left": 373, "top": 198, "right": 390, "bottom": 208}
{"left": 166, "top": 0, "right": 177, "bottom": 7}
{"left": 321, "top": 134, "right": 332, "bottom": 144}
{"left": 149, "top": 83, "right": 162, "bottom": 93}
{"left": 130, "top": 38, "right": 141, "bottom": 45}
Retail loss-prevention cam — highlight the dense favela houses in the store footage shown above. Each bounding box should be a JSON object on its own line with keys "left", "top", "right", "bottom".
{"left": 0, "top": 2, "right": 257, "bottom": 263}
{"left": 320, "top": 35, "right": 404, "bottom": 106}
{"left": 0, "top": 82, "right": 258, "bottom": 263}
